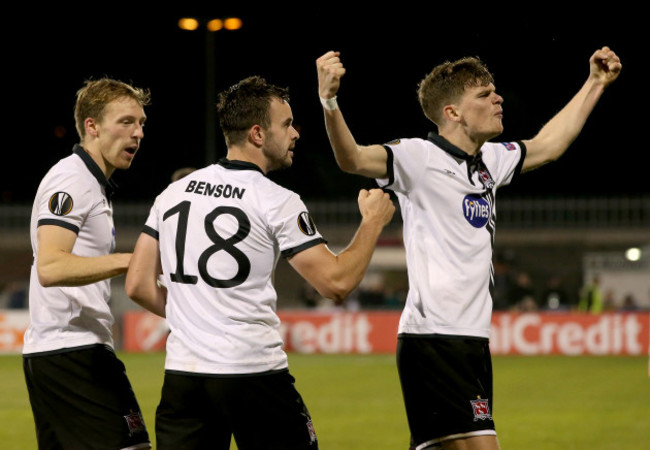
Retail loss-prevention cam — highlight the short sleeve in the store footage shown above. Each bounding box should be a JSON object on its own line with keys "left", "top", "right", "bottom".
{"left": 142, "top": 195, "right": 162, "bottom": 239}
{"left": 375, "top": 138, "right": 429, "bottom": 194}
{"left": 35, "top": 169, "right": 94, "bottom": 234}
{"left": 266, "top": 191, "right": 325, "bottom": 258}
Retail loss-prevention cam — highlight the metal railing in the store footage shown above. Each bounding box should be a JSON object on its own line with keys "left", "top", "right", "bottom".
{"left": 2, "top": 195, "right": 649, "bottom": 231}
{"left": 495, "top": 195, "right": 650, "bottom": 229}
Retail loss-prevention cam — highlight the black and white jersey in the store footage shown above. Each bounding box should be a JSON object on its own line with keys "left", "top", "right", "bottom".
{"left": 24, "top": 145, "right": 118, "bottom": 355}
{"left": 377, "top": 133, "right": 525, "bottom": 339}
{"left": 143, "top": 159, "right": 325, "bottom": 375}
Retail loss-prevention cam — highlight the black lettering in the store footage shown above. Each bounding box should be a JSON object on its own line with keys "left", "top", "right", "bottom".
{"left": 233, "top": 187, "right": 245, "bottom": 199}
{"left": 186, "top": 181, "right": 246, "bottom": 199}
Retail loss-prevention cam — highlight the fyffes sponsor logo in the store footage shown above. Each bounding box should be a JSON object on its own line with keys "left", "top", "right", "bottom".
{"left": 463, "top": 194, "right": 490, "bottom": 228}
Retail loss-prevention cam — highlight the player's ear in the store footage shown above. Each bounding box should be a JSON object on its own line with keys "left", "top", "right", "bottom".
{"left": 85, "top": 118, "right": 99, "bottom": 137}
{"left": 443, "top": 104, "right": 461, "bottom": 122}
{"left": 249, "top": 124, "right": 264, "bottom": 146}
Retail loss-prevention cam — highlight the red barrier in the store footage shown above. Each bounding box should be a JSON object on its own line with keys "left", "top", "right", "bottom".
{"left": 121, "top": 310, "right": 169, "bottom": 352}
{"left": 0, "top": 310, "right": 29, "bottom": 354}
{"left": 4, "top": 309, "right": 646, "bottom": 355}
{"left": 119, "top": 310, "right": 650, "bottom": 356}
{"left": 490, "top": 312, "right": 650, "bottom": 355}
{"left": 278, "top": 311, "right": 398, "bottom": 354}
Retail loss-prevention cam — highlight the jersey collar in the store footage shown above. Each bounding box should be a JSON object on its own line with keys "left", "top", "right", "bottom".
{"left": 427, "top": 132, "right": 491, "bottom": 189}
{"left": 72, "top": 144, "right": 117, "bottom": 199}
{"left": 426, "top": 131, "right": 478, "bottom": 161}
{"left": 217, "top": 158, "right": 265, "bottom": 175}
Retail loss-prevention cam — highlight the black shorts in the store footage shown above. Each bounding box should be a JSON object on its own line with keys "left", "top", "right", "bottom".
{"left": 156, "top": 369, "right": 318, "bottom": 450}
{"left": 396, "top": 335, "right": 496, "bottom": 448}
{"left": 23, "top": 344, "right": 151, "bottom": 450}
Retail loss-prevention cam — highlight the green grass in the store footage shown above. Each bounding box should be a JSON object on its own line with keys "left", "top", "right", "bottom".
{"left": 1, "top": 353, "right": 649, "bottom": 449}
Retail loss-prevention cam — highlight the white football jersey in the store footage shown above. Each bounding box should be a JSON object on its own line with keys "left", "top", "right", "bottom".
{"left": 24, "top": 146, "right": 118, "bottom": 355}
{"left": 377, "top": 133, "right": 525, "bottom": 339}
{"left": 144, "top": 159, "right": 325, "bottom": 375}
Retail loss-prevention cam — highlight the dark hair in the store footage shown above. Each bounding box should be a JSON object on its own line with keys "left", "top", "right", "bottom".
{"left": 74, "top": 78, "right": 151, "bottom": 139}
{"left": 417, "top": 57, "right": 494, "bottom": 126}
{"left": 216, "top": 76, "right": 290, "bottom": 147}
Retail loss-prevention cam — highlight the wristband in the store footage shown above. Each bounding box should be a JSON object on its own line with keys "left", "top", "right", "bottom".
{"left": 320, "top": 96, "right": 339, "bottom": 111}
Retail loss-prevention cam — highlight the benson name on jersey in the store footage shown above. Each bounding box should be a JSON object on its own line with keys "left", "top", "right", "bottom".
{"left": 184, "top": 180, "right": 246, "bottom": 200}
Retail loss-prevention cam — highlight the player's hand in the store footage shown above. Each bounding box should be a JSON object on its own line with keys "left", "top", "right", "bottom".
{"left": 317, "top": 50, "right": 346, "bottom": 100}
{"left": 589, "top": 46, "right": 621, "bottom": 87}
{"left": 358, "top": 189, "right": 395, "bottom": 226}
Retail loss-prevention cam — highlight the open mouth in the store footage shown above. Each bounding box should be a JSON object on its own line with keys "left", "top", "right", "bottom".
{"left": 125, "top": 147, "right": 137, "bottom": 156}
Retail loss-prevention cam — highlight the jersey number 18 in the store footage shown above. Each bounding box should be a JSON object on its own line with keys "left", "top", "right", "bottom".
{"left": 163, "top": 200, "right": 251, "bottom": 288}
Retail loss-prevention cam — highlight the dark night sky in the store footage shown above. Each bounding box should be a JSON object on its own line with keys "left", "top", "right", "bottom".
{"left": 6, "top": 6, "right": 643, "bottom": 204}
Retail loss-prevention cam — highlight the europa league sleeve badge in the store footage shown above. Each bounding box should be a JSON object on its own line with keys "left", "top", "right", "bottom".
{"left": 48, "top": 192, "right": 74, "bottom": 216}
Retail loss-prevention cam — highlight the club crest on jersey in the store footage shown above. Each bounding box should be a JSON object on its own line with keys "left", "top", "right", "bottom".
{"left": 500, "top": 142, "right": 516, "bottom": 151}
{"left": 477, "top": 168, "right": 495, "bottom": 190}
{"left": 124, "top": 410, "right": 146, "bottom": 436}
{"left": 470, "top": 397, "right": 492, "bottom": 421}
{"left": 48, "top": 192, "right": 73, "bottom": 216}
{"left": 463, "top": 195, "right": 490, "bottom": 228}
{"left": 298, "top": 212, "right": 317, "bottom": 236}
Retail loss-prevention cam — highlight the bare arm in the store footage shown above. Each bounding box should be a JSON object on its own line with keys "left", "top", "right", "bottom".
{"left": 36, "top": 225, "right": 131, "bottom": 287}
{"left": 288, "top": 189, "right": 395, "bottom": 302}
{"left": 125, "top": 232, "right": 167, "bottom": 317}
{"left": 521, "top": 46, "right": 622, "bottom": 172}
{"left": 317, "top": 51, "right": 389, "bottom": 178}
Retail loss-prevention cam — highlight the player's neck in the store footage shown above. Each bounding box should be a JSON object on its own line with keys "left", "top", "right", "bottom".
{"left": 79, "top": 143, "right": 116, "bottom": 180}
{"left": 226, "top": 145, "right": 268, "bottom": 174}
{"left": 438, "top": 130, "right": 483, "bottom": 156}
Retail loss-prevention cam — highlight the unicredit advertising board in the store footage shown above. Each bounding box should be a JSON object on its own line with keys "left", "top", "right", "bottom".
{"left": 2, "top": 310, "right": 647, "bottom": 355}
{"left": 119, "top": 311, "right": 650, "bottom": 356}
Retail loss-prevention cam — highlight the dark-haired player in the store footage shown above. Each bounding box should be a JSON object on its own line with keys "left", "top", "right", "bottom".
{"left": 126, "top": 75, "right": 395, "bottom": 449}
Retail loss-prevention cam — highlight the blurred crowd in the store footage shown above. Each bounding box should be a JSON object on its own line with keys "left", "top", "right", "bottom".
{"left": 2, "top": 264, "right": 647, "bottom": 313}
{"left": 299, "top": 251, "right": 649, "bottom": 313}
{"left": 490, "top": 253, "right": 646, "bottom": 313}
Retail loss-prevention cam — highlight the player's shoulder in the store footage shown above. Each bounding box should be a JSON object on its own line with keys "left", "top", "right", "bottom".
{"left": 385, "top": 137, "right": 444, "bottom": 167}
{"left": 383, "top": 136, "right": 427, "bottom": 149}
{"left": 257, "top": 175, "right": 299, "bottom": 204}
{"left": 45, "top": 152, "right": 85, "bottom": 176}
{"left": 38, "top": 153, "right": 93, "bottom": 192}
{"left": 479, "top": 141, "right": 524, "bottom": 170}
{"left": 482, "top": 140, "right": 521, "bottom": 153}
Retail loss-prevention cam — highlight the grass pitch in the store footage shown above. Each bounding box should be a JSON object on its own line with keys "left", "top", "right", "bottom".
{"left": 1, "top": 353, "right": 649, "bottom": 449}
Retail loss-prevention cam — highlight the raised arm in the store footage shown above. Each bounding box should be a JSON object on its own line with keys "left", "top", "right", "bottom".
{"left": 521, "top": 46, "right": 622, "bottom": 172}
{"left": 288, "top": 188, "right": 395, "bottom": 302}
{"left": 36, "top": 225, "right": 131, "bottom": 287}
{"left": 317, "top": 51, "right": 388, "bottom": 178}
{"left": 125, "top": 232, "right": 167, "bottom": 317}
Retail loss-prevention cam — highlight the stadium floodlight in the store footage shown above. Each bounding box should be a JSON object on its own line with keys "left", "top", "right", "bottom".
{"left": 178, "top": 17, "right": 200, "bottom": 31}
{"left": 177, "top": 16, "right": 244, "bottom": 165}
{"left": 625, "top": 247, "right": 642, "bottom": 262}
